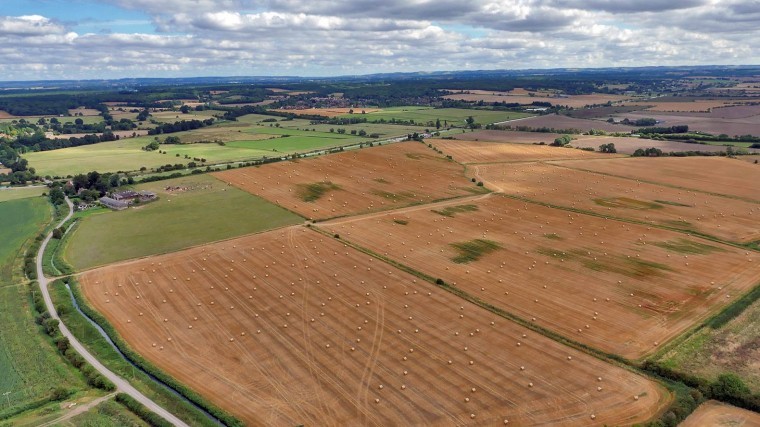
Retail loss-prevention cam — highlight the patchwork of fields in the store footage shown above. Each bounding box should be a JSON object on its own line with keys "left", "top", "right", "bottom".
{"left": 10, "top": 95, "right": 760, "bottom": 425}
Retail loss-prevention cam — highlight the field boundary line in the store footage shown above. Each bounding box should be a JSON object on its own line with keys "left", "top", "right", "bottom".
{"left": 547, "top": 161, "right": 760, "bottom": 205}
{"left": 494, "top": 192, "right": 760, "bottom": 252}
{"left": 309, "top": 225, "right": 641, "bottom": 366}
{"left": 646, "top": 282, "right": 760, "bottom": 363}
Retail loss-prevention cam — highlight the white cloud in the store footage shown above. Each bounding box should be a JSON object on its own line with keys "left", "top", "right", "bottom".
{"left": 1, "top": 0, "right": 760, "bottom": 80}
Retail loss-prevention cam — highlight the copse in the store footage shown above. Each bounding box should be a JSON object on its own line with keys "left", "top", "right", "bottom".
{"left": 551, "top": 135, "right": 574, "bottom": 146}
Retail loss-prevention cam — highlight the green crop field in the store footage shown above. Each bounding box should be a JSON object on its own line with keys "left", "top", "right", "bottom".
{"left": 0, "top": 186, "right": 46, "bottom": 202}
{"left": 23, "top": 121, "right": 385, "bottom": 176}
{"left": 341, "top": 107, "right": 532, "bottom": 126}
{"left": 64, "top": 174, "right": 303, "bottom": 270}
{"left": 0, "top": 198, "right": 86, "bottom": 417}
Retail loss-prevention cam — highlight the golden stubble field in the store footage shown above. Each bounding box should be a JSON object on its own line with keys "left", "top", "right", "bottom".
{"left": 556, "top": 157, "right": 760, "bottom": 202}
{"left": 427, "top": 138, "right": 617, "bottom": 164}
{"left": 214, "top": 142, "right": 484, "bottom": 220}
{"left": 320, "top": 195, "right": 760, "bottom": 359}
{"left": 80, "top": 227, "right": 667, "bottom": 426}
{"left": 474, "top": 162, "right": 760, "bottom": 243}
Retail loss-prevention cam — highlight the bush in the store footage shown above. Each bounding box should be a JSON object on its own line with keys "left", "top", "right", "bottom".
{"left": 115, "top": 393, "right": 173, "bottom": 427}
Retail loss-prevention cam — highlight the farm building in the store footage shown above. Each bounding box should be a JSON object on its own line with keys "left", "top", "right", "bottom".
{"left": 99, "top": 196, "right": 129, "bottom": 210}
{"left": 111, "top": 190, "right": 157, "bottom": 203}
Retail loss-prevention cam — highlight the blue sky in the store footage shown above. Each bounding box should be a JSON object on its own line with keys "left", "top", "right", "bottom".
{"left": 0, "top": 0, "right": 757, "bottom": 81}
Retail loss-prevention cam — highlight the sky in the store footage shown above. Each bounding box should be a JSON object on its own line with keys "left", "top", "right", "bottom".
{"left": 0, "top": 0, "right": 758, "bottom": 81}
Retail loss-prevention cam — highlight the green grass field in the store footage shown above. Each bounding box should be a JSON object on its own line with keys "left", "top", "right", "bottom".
{"left": 23, "top": 120, "right": 402, "bottom": 176}
{"left": 54, "top": 399, "right": 149, "bottom": 427}
{"left": 341, "top": 107, "right": 532, "bottom": 127}
{"left": 0, "top": 186, "right": 45, "bottom": 202}
{"left": 64, "top": 174, "right": 303, "bottom": 270}
{"left": 656, "top": 288, "right": 760, "bottom": 393}
{"left": 0, "top": 198, "right": 86, "bottom": 417}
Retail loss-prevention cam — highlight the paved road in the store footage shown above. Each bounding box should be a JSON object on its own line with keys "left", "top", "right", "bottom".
{"left": 35, "top": 197, "right": 190, "bottom": 427}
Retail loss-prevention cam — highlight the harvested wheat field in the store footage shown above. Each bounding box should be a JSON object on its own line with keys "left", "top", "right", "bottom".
{"left": 79, "top": 227, "right": 667, "bottom": 426}
{"left": 569, "top": 136, "right": 760, "bottom": 155}
{"left": 213, "top": 142, "right": 483, "bottom": 220}
{"left": 475, "top": 162, "right": 760, "bottom": 243}
{"left": 680, "top": 400, "right": 760, "bottom": 427}
{"left": 428, "top": 139, "right": 616, "bottom": 164}
{"left": 555, "top": 157, "right": 760, "bottom": 202}
{"left": 320, "top": 196, "right": 760, "bottom": 359}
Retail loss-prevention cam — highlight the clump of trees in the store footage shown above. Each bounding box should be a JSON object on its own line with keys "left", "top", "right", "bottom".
{"left": 599, "top": 143, "right": 617, "bottom": 153}
{"left": 551, "top": 135, "right": 574, "bottom": 146}
{"left": 633, "top": 147, "right": 664, "bottom": 157}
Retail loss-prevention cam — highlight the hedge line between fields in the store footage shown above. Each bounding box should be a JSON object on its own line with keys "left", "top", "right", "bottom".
{"left": 115, "top": 393, "right": 173, "bottom": 427}
{"left": 67, "top": 278, "right": 244, "bottom": 427}
{"left": 29, "top": 281, "right": 116, "bottom": 393}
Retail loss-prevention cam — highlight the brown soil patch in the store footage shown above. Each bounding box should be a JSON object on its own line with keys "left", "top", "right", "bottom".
{"left": 274, "top": 108, "right": 382, "bottom": 117}
{"left": 570, "top": 136, "right": 760, "bottom": 155}
{"left": 554, "top": 157, "right": 760, "bottom": 202}
{"left": 80, "top": 227, "right": 666, "bottom": 426}
{"left": 320, "top": 196, "right": 760, "bottom": 359}
{"left": 680, "top": 401, "right": 760, "bottom": 426}
{"left": 213, "top": 142, "right": 480, "bottom": 220}
{"left": 614, "top": 111, "right": 760, "bottom": 136}
{"left": 68, "top": 108, "right": 102, "bottom": 116}
{"left": 476, "top": 161, "right": 760, "bottom": 243}
{"left": 427, "top": 139, "right": 616, "bottom": 164}
{"left": 0, "top": 110, "right": 15, "bottom": 119}
{"left": 451, "top": 130, "right": 562, "bottom": 144}
{"left": 623, "top": 100, "right": 760, "bottom": 113}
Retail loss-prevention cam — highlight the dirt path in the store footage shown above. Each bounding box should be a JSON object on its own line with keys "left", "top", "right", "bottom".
{"left": 38, "top": 393, "right": 117, "bottom": 427}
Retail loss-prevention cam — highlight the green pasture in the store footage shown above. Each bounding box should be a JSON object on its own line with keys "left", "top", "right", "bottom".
{"left": 0, "top": 186, "right": 46, "bottom": 202}
{"left": 341, "top": 107, "right": 531, "bottom": 126}
{"left": 63, "top": 174, "right": 302, "bottom": 270}
{"left": 0, "top": 198, "right": 86, "bottom": 417}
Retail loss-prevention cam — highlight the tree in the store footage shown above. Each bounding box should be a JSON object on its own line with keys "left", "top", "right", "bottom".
{"left": 466, "top": 116, "right": 475, "bottom": 129}
{"left": 599, "top": 143, "right": 617, "bottom": 153}
{"left": 551, "top": 135, "right": 574, "bottom": 146}
{"left": 164, "top": 136, "right": 181, "bottom": 144}
{"left": 180, "top": 105, "right": 191, "bottom": 114}
{"left": 49, "top": 187, "right": 65, "bottom": 205}
{"left": 436, "top": 118, "right": 441, "bottom": 129}
{"left": 711, "top": 373, "right": 751, "bottom": 401}
{"left": 74, "top": 118, "right": 84, "bottom": 126}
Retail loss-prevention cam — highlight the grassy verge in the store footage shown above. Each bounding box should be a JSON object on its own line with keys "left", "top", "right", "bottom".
{"left": 57, "top": 278, "right": 241, "bottom": 426}
{"left": 56, "top": 397, "right": 150, "bottom": 427}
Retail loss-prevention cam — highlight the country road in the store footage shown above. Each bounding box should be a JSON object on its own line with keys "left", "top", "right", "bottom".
{"left": 35, "top": 197, "right": 190, "bottom": 427}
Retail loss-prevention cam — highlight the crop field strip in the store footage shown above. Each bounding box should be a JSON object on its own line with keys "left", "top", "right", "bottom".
{"left": 213, "top": 141, "right": 486, "bottom": 221}
{"left": 474, "top": 162, "right": 760, "bottom": 244}
{"left": 551, "top": 156, "right": 760, "bottom": 204}
{"left": 319, "top": 195, "right": 760, "bottom": 360}
{"left": 427, "top": 138, "right": 618, "bottom": 164}
{"left": 79, "top": 227, "right": 667, "bottom": 426}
